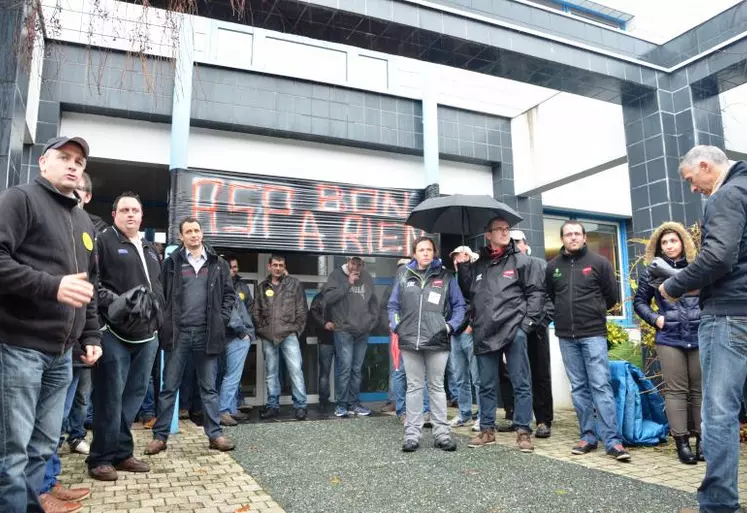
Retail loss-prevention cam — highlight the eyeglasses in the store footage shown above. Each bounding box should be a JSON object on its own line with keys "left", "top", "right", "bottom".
{"left": 75, "top": 187, "right": 90, "bottom": 193}
{"left": 488, "top": 227, "right": 510, "bottom": 234}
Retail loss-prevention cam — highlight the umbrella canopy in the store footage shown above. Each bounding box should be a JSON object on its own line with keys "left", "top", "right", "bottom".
{"left": 405, "top": 194, "right": 523, "bottom": 235}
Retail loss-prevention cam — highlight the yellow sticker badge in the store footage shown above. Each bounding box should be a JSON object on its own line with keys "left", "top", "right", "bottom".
{"left": 239, "top": 292, "right": 246, "bottom": 301}
{"left": 265, "top": 289, "right": 274, "bottom": 298}
{"left": 82, "top": 232, "right": 94, "bottom": 252}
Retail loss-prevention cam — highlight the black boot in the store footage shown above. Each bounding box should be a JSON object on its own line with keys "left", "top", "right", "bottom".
{"left": 694, "top": 434, "right": 705, "bottom": 462}
{"left": 674, "top": 435, "right": 697, "bottom": 464}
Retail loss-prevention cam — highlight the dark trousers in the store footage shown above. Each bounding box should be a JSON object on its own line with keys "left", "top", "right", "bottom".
{"left": 88, "top": 331, "right": 158, "bottom": 468}
{"left": 499, "top": 327, "right": 553, "bottom": 425}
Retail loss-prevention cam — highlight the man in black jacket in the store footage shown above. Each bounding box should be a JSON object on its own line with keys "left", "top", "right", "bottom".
{"left": 0, "top": 136, "right": 102, "bottom": 513}
{"left": 660, "top": 146, "right": 747, "bottom": 513}
{"left": 145, "top": 217, "right": 235, "bottom": 455}
{"left": 308, "top": 291, "right": 335, "bottom": 411}
{"left": 456, "top": 216, "right": 544, "bottom": 453}
{"left": 323, "top": 257, "right": 379, "bottom": 418}
{"left": 88, "top": 191, "right": 164, "bottom": 481}
{"left": 253, "top": 255, "right": 308, "bottom": 420}
{"left": 545, "top": 220, "right": 630, "bottom": 461}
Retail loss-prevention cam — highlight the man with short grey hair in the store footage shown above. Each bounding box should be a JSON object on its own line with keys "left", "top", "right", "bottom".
{"left": 661, "top": 145, "right": 747, "bottom": 513}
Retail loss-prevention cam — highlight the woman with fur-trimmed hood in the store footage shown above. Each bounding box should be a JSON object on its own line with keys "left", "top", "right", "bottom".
{"left": 634, "top": 222, "right": 702, "bottom": 465}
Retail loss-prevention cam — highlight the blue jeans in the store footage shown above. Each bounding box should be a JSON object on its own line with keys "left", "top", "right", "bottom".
{"left": 40, "top": 367, "right": 82, "bottom": 494}
{"left": 559, "top": 336, "right": 621, "bottom": 451}
{"left": 263, "top": 335, "right": 307, "bottom": 409}
{"left": 219, "top": 337, "right": 251, "bottom": 415}
{"left": 88, "top": 331, "right": 158, "bottom": 468}
{"left": 334, "top": 332, "right": 368, "bottom": 410}
{"left": 153, "top": 328, "right": 222, "bottom": 441}
{"left": 138, "top": 376, "right": 155, "bottom": 420}
{"left": 446, "top": 355, "right": 459, "bottom": 400}
{"left": 697, "top": 316, "right": 747, "bottom": 513}
{"left": 451, "top": 331, "right": 481, "bottom": 420}
{"left": 0, "top": 343, "right": 72, "bottom": 513}
{"left": 318, "top": 343, "right": 337, "bottom": 404}
{"left": 67, "top": 367, "right": 91, "bottom": 442}
{"left": 179, "top": 359, "right": 202, "bottom": 413}
{"left": 477, "top": 329, "right": 532, "bottom": 431}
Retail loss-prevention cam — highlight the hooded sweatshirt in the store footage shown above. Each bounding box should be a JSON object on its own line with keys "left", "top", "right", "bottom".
{"left": 322, "top": 263, "right": 378, "bottom": 336}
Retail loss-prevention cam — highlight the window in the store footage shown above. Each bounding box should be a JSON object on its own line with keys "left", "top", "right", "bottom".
{"left": 521, "top": 0, "right": 632, "bottom": 31}
{"left": 543, "top": 214, "right": 625, "bottom": 317}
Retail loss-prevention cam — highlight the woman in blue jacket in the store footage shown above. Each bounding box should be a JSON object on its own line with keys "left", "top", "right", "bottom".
{"left": 634, "top": 222, "right": 702, "bottom": 465}
{"left": 388, "top": 236, "right": 466, "bottom": 452}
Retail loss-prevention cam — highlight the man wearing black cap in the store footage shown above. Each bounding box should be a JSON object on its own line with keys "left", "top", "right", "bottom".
{"left": 0, "top": 136, "right": 102, "bottom": 513}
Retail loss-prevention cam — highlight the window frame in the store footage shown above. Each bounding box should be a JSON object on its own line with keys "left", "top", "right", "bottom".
{"left": 543, "top": 209, "right": 634, "bottom": 327}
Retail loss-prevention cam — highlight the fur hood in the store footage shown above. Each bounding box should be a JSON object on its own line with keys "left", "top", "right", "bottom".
{"left": 644, "top": 222, "right": 697, "bottom": 265}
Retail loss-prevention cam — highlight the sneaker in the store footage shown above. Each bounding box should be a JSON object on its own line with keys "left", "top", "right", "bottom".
{"left": 334, "top": 406, "right": 350, "bottom": 418}
{"left": 434, "top": 437, "right": 457, "bottom": 451}
{"left": 535, "top": 423, "right": 551, "bottom": 438}
{"left": 468, "top": 428, "right": 496, "bottom": 448}
{"left": 496, "top": 421, "right": 514, "bottom": 433}
{"left": 471, "top": 418, "right": 481, "bottom": 432}
{"left": 295, "top": 408, "right": 308, "bottom": 421}
{"left": 607, "top": 444, "right": 631, "bottom": 461}
{"left": 402, "top": 440, "right": 419, "bottom": 452}
{"left": 380, "top": 402, "right": 396, "bottom": 413}
{"left": 220, "top": 413, "right": 238, "bottom": 426}
{"left": 449, "top": 416, "right": 466, "bottom": 427}
{"left": 231, "top": 411, "right": 250, "bottom": 422}
{"left": 69, "top": 439, "right": 90, "bottom": 455}
{"left": 259, "top": 406, "right": 279, "bottom": 419}
{"left": 571, "top": 440, "right": 598, "bottom": 455}
{"left": 353, "top": 405, "right": 372, "bottom": 416}
{"left": 517, "top": 431, "right": 534, "bottom": 453}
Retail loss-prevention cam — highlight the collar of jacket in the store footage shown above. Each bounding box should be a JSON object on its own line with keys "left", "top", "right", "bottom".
{"left": 479, "top": 240, "right": 518, "bottom": 261}
{"left": 561, "top": 244, "right": 588, "bottom": 259}
{"left": 261, "top": 273, "right": 287, "bottom": 287}
{"left": 406, "top": 258, "right": 443, "bottom": 273}
{"left": 721, "top": 160, "right": 747, "bottom": 189}
{"left": 111, "top": 225, "right": 143, "bottom": 245}
{"left": 35, "top": 176, "right": 80, "bottom": 209}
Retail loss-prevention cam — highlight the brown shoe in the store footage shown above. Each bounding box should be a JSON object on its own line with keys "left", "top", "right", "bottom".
{"left": 114, "top": 456, "right": 150, "bottom": 472}
{"left": 380, "top": 403, "right": 396, "bottom": 413}
{"left": 468, "top": 428, "right": 496, "bottom": 448}
{"left": 39, "top": 493, "right": 82, "bottom": 513}
{"left": 144, "top": 439, "right": 167, "bottom": 455}
{"left": 142, "top": 417, "right": 157, "bottom": 429}
{"left": 517, "top": 431, "right": 534, "bottom": 453}
{"left": 179, "top": 409, "right": 190, "bottom": 419}
{"left": 209, "top": 435, "right": 235, "bottom": 451}
{"left": 88, "top": 464, "right": 118, "bottom": 481}
{"left": 50, "top": 484, "right": 90, "bottom": 502}
{"left": 220, "top": 412, "right": 238, "bottom": 427}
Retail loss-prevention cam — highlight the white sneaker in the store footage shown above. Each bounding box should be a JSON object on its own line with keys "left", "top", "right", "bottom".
{"left": 472, "top": 418, "right": 481, "bottom": 432}
{"left": 71, "top": 440, "right": 90, "bottom": 455}
{"left": 449, "top": 416, "right": 466, "bottom": 427}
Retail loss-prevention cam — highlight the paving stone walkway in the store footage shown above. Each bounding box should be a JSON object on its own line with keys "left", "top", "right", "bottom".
{"left": 57, "top": 407, "right": 747, "bottom": 513}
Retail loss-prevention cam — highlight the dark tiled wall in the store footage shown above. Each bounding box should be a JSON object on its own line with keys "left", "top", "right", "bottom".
{"left": 437, "top": 106, "right": 510, "bottom": 163}
{"left": 192, "top": 65, "right": 423, "bottom": 152}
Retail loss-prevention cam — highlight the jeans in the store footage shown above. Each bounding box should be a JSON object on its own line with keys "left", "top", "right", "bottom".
{"left": 477, "top": 329, "right": 532, "bottom": 432}
{"left": 219, "top": 337, "right": 251, "bottom": 415}
{"left": 450, "top": 331, "right": 481, "bottom": 421}
{"left": 401, "top": 349, "right": 450, "bottom": 443}
{"left": 334, "top": 332, "right": 368, "bottom": 409}
{"left": 559, "top": 336, "right": 621, "bottom": 451}
{"left": 263, "top": 335, "right": 307, "bottom": 409}
{"left": 153, "top": 328, "right": 222, "bottom": 441}
{"left": 318, "top": 343, "right": 336, "bottom": 404}
{"left": 67, "top": 367, "right": 91, "bottom": 442}
{"left": 697, "top": 316, "right": 747, "bottom": 513}
{"left": 179, "top": 359, "right": 202, "bottom": 413}
{"left": 40, "top": 367, "right": 82, "bottom": 494}
{"left": 88, "top": 331, "right": 158, "bottom": 468}
{"left": 392, "top": 353, "right": 407, "bottom": 416}
{"left": 446, "top": 356, "right": 459, "bottom": 400}
{"left": 139, "top": 376, "right": 155, "bottom": 420}
{"left": 0, "top": 343, "right": 72, "bottom": 513}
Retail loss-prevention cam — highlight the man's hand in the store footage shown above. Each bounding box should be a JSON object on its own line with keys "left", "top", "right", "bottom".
{"left": 454, "top": 252, "right": 470, "bottom": 264}
{"left": 658, "top": 283, "right": 677, "bottom": 302}
{"left": 655, "top": 316, "right": 665, "bottom": 329}
{"left": 57, "top": 273, "right": 94, "bottom": 308}
{"left": 465, "top": 325, "right": 473, "bottom": 335}
{"left": 324, "top": 322, "right": 335, "bottom": 331}
{"left": 80, "top": 344, "right": 102, "bottom": 365}
{"left": 348, "top": 271, "right": 360, "bottom": 285}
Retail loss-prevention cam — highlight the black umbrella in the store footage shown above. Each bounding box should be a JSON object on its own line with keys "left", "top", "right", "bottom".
{"left": 405, "top": 194, "right": 523, "bottom": 235}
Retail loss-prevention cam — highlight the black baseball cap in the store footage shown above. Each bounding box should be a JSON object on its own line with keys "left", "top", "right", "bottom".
{"left": 42, "top": 136, "right": 89, "bottom": 159}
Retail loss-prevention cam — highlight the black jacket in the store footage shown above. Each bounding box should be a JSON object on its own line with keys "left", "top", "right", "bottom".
{"left": 457, "top": 242, "right": 544, "bottom": 355}
{"left": 308, "top": 292, "right": 334, "bottom": 345}
{"left": 96, "top": 226, "right": 164, "bottom": 342}
{"left": 0, "top": 177, "right": 100, "bottom": 355}
{"left": 546, "top": 245, "right": 618, "bottom": 339}
{"left": 634, "top": 259, "right": 699, "bottom": 349}
{"left": 88, "top": 212, "right": 109, "bottom": 234}
{"left": 160, "top": 244, "right": 235, "bottom": 355}
{"left": 252, "top": 274, "right": 308, "bottom": 344}
{"left": 529, "top": 256, "right": 555, "bottom": 328}
{"left": 323, "top": 266, "right": 378, "bottom": 335}
{"left": 664, "top": 161, "right": 747, "bottom": 316}
{"left": 228, "top": 275, "right": 254, "bottom": 340}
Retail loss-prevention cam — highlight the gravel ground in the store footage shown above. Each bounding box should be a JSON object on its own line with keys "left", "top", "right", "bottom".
{"left": 228, "top": 415, "right": 695, "bottom": 513}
